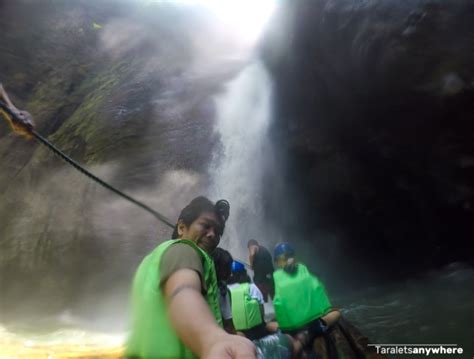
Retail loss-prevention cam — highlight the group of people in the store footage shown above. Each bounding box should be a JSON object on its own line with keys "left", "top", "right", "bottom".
{"left": 0, "top": 85, "right": 342, "bottom": 358}
{"left": 126, "top": 196, "right": 341, "bottom": 359}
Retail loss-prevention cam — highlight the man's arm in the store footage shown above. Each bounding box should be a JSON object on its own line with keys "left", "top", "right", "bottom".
{"left": 164, "top": 268, "right": 256, "bottom": 358}
{"left": 0, "top": 84, "right": 34, "bottom": 138}
{"left": 248, "top": 246, "right": 257, "bottom": 269}
{"left": 0, "top": 84, "right": 17, "bottom": 110}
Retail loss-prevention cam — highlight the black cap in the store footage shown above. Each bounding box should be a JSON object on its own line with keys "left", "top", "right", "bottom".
{"left": 215, "top": 199, "right": 230, "bottom": 224}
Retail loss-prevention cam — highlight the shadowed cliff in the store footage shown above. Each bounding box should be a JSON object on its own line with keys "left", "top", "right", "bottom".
{"left": 262, "top": 0, "right": 474, "bottom": 280}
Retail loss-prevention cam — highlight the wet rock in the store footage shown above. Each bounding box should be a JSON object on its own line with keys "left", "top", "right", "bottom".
{"left": 440, "top": 72, "right": 465, "bottom": 96}
{"left": 0, "top": 0, "right": 243, "bottom": 317}
{"left": 261, "top": 0, "right": 474, "bottom": 280}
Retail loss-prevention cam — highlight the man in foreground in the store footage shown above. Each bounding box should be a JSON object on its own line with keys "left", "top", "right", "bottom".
{"left": 126, "top": 196, "right": 256, "bottom": 358}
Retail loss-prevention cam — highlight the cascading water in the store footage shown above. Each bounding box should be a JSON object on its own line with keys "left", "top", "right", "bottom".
{"left": 0, "top": 1, "right": 287, "bottom": 357}
{"left": 208, "top": 60, "right": 277, "bottom": 258}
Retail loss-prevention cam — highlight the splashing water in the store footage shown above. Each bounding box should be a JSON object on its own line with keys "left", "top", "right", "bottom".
{"left": 0, "top": 324, "right": 125, "bottom": 358}
{"left": 208, "top": 60, "right": 275, "bottom": 259}
{"left": 339, "top": 263, "right": 474, "bottom": 355}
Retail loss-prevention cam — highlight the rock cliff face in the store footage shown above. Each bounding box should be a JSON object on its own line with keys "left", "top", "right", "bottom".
{"left": 0, "top": 0, "right": 242, "bottom": 319}
{"left": 262, "top": 0, "right": 474, "bottom": 278}
{"left": 2, "top": 0, "right": 473, "bottom": 320}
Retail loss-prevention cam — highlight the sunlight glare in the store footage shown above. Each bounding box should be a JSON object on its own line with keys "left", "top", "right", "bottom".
{"left": 155, "top": 0, "right": 277, "bottom": 44}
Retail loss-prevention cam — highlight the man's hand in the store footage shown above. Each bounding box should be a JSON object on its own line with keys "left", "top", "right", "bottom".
{"left": 202, "top": 334, "right": 256, "bottom": 359}
{"left": 0, "top": 108, "right": 34, "bottom": 139}
{"left": 0, "top": 84, "right": 34, "bottom": 138}
{"left": 248, "top": 245, "right": 257, "bottom": 269}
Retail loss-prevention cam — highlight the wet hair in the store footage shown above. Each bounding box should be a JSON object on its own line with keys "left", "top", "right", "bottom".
{"left": 212, "top": 248, "right": 233, "bottom": 296}
{"left": 211, "top": 247, "right": 233, "bottom": 282}
{"left": 228, "top": 269, "right": 251, "bottom": 285}
{"left": 247, "top": 239, "right": 258, "bottom": 247}
{"left": 171, "top": 196, "right": 229, "bottom": 239}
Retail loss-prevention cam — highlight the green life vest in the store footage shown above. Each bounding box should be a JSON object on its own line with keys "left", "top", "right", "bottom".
{"left": 273, "top": 263, "right": 332, "bottom": 330}
{"left": 126, "top": 239, "right": 222, "bottom": 359}
{"left": 229, "top": 283, "right": 263, "bottom": 331}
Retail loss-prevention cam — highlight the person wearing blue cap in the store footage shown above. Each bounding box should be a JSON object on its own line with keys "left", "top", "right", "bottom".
{"left": 227, "top": 260, "right": 266, "bottom": 340}
{"left": 272, "top": 242, "right": 341, "bottom": 349}
{"left": 228, "top": 260, "right": 311, "bottom": 358}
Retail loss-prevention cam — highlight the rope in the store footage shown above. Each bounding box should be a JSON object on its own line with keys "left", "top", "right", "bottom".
{"left": 31, "top": 130, "right": 176, "bottom": 228}
{"left": 1, "top": 99, "right": 253, "bottom": 267}
{"left": 0, "top": 99, "right": 174, "bottom": 228}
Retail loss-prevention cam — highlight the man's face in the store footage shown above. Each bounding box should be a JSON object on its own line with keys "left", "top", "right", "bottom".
{"left": 179, "top": 211, "right": 222, "bottom": 253}
{"left": 248, "top": 244, "right": 258, "bottom": 253}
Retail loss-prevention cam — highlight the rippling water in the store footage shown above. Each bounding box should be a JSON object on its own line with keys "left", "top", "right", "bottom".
{"left": 339, "top": 263, "right": 474, "bottom": 357}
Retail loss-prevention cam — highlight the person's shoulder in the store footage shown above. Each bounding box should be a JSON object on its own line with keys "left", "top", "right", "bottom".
{"left": 259, "top": 245, "right": 272, "bottom": 256}
{"left": 296, "top": 262, "right": 309, "bottom": 272}
{"left": 228, "top": 283, "right": 240, "bottom": 291}
{"left": 249, "top": 283, "right": 264, "bottom": 303}
{"left": 159, "top": 241, "right": 206, "bottom": 290}
{"left": 163, "top": 241, "right": 201, "bottom": 259}
{"left": 160, "top": 241, "right": 204, "bottom": 274}
{"left": 250, "top": 282, "right": 260, "bottom": 289}
{"left": 249, "top": 283, "right": 263, "bottom": 295}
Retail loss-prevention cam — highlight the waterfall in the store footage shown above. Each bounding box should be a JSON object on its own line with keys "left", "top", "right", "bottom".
{"left": 209, "top": 60, "right": 276, "bottom": 259}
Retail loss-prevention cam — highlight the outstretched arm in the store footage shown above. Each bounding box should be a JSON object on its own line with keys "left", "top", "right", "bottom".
{"left": 248, "top": 246, "right": 257, "bottom": 269}
{"left": 0, "top": 84, "right": 16, "bottom": 109}
{"left": 164, "top": 269, "right": 256, "bottom": 358}
{"left": 0, "top": 83, "right": 34, "bottom": 138}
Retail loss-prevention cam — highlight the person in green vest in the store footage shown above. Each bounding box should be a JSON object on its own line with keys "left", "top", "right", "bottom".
{"left": 228, "top": 261, "right": 310, "bottom": 359}
{"left": 227, "top": 261, "right": 266, "bottom": 340}
{"left": 272, "top": 242, "right": 341, "bottom": 345}
{"left": 126, "top": 196, "right": 256, "bottom": 359}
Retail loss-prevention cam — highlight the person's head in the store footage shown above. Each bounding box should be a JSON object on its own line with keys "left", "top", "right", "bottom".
{"left": 228, "top": 261, "right": 251, "bottom": 284}
{"left": 211, "top": 247, "right": 233, "bottom": 283}
{"left": 273, "top": 242, "right": 295, "bottom": 269}
{"left": 247, "top": 239, "right": 258, "bottom": 251}
{"left": 172, "top": 196, "right": 230, "bottom": 253}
